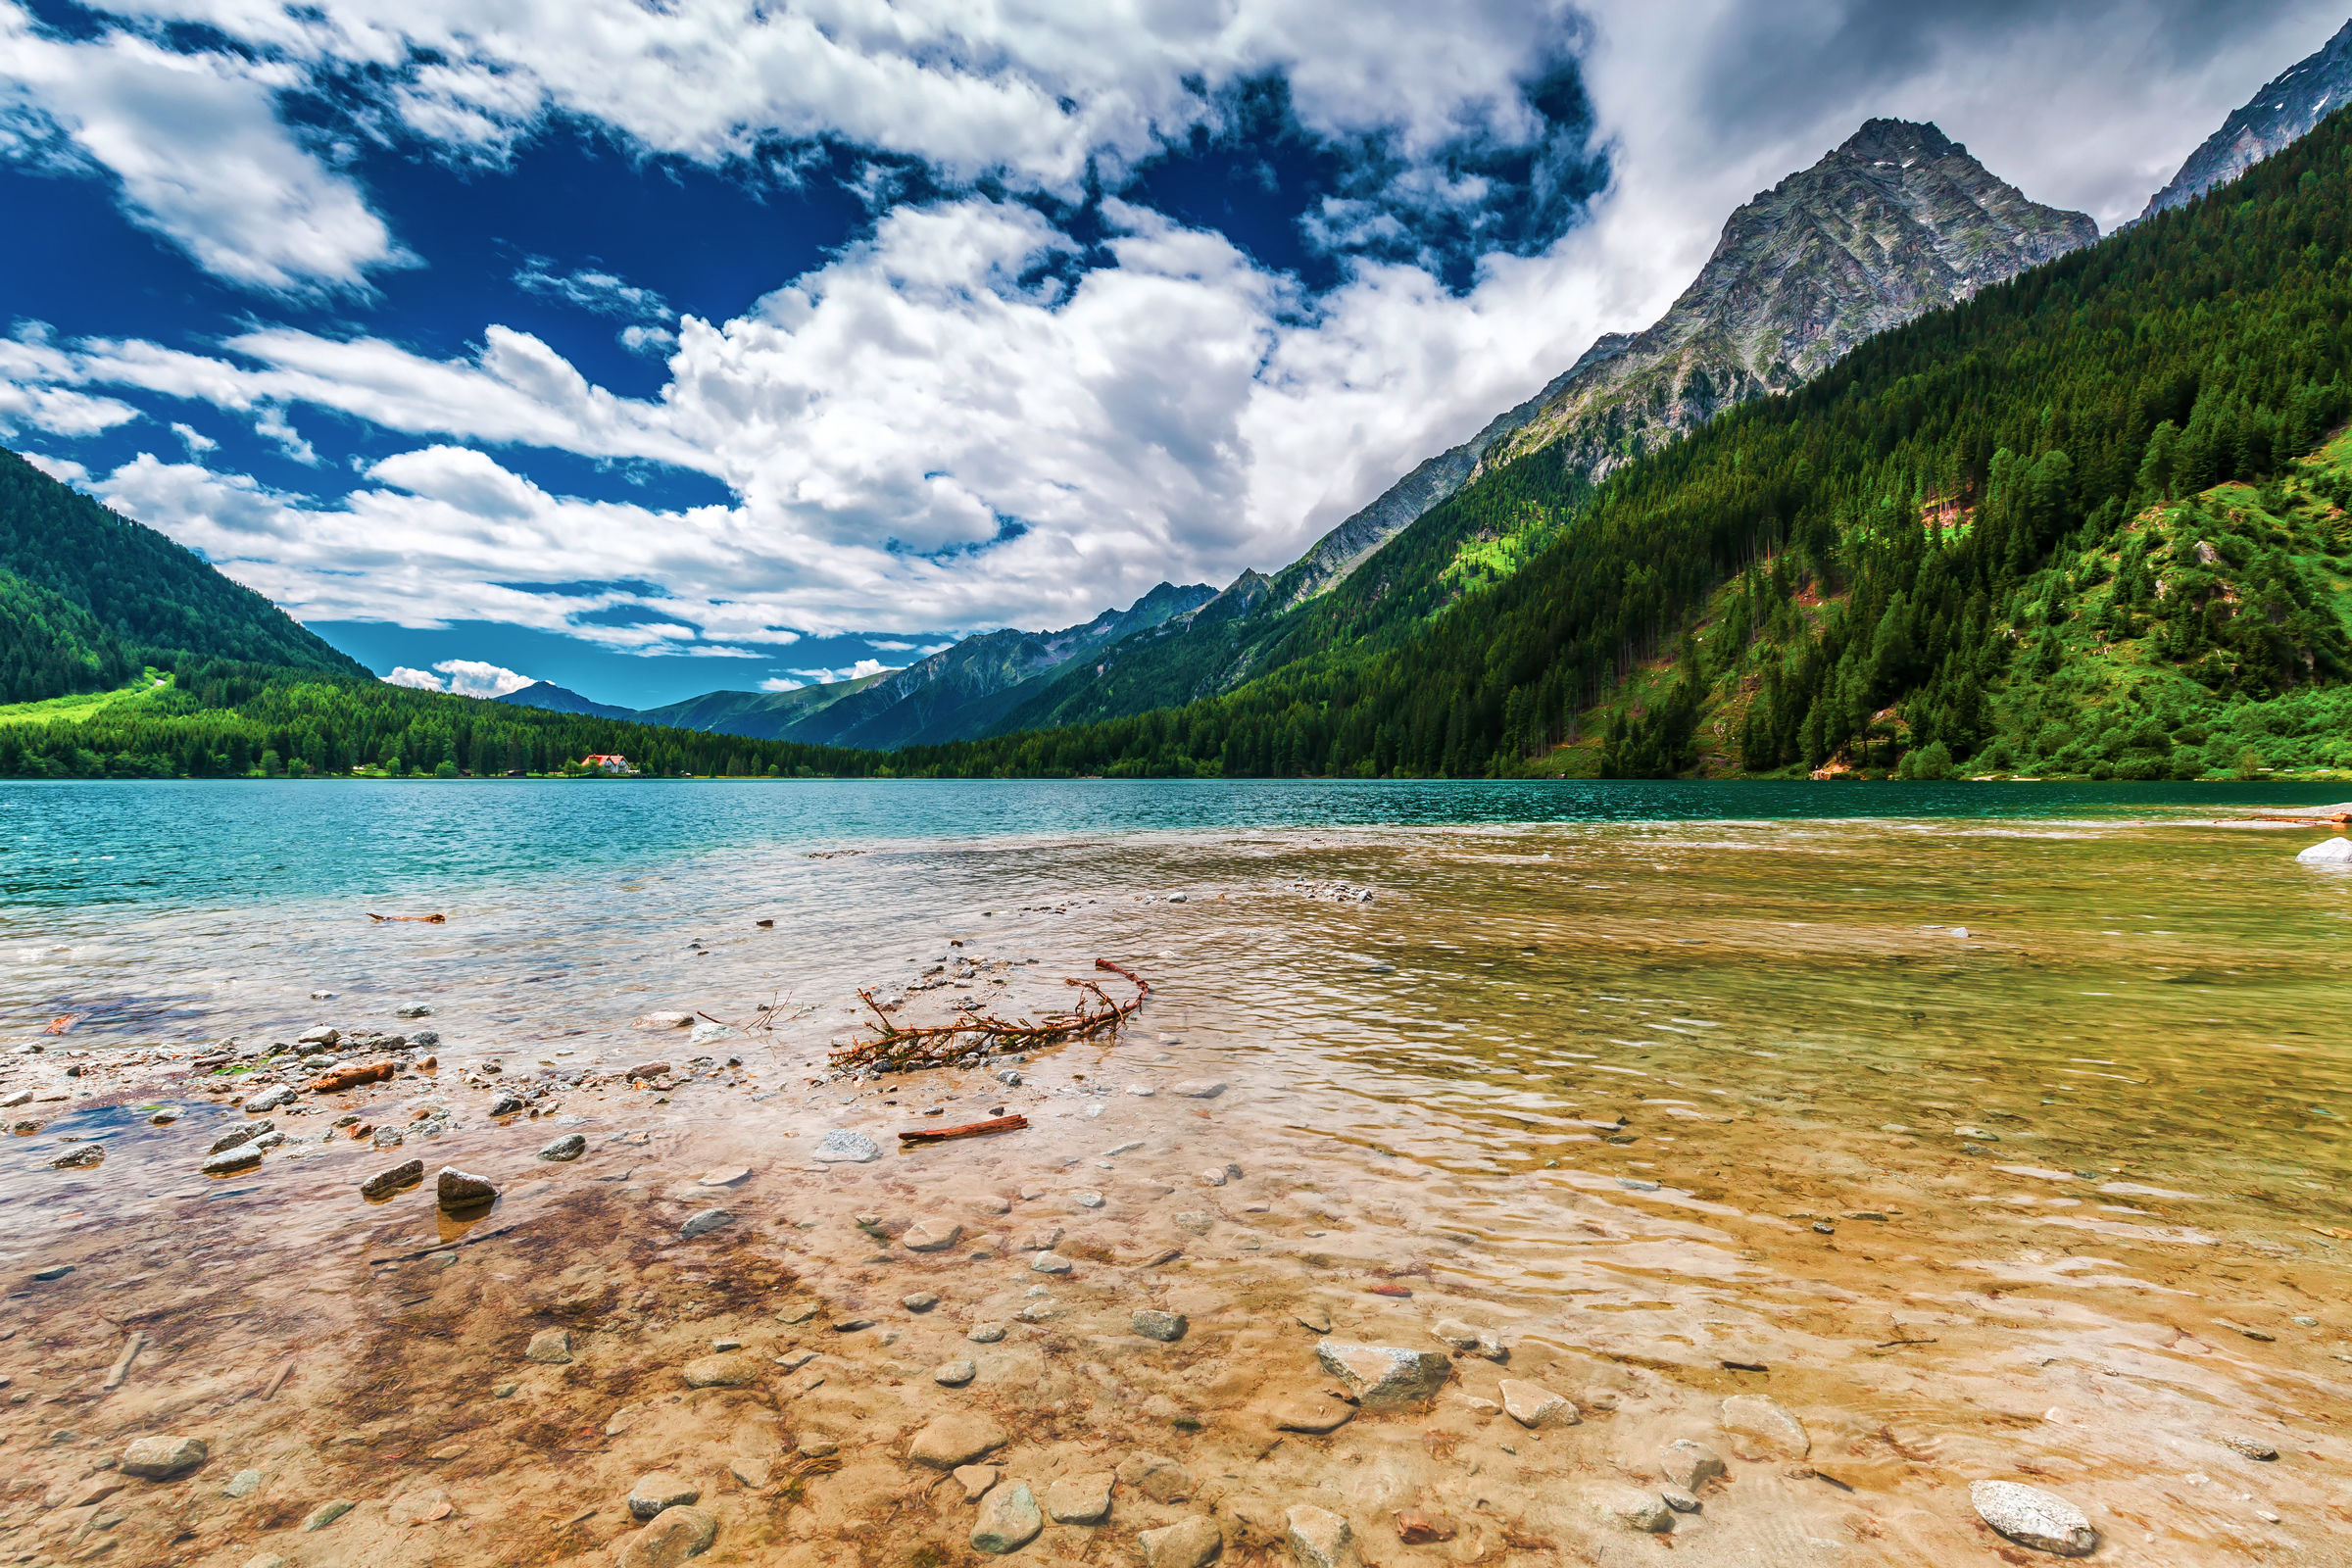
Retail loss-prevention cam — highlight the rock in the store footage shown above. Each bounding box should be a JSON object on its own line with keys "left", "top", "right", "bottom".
{"left": 387, "top": 1488, "right": 453, "bottom": 1525}
{"left": 1172, "top": 1210, "right": 1213, "bottom": 1235}
{"left": 240, "top": 1085, "right": 296, "bottom": 1113}
{"left": 2296, "top": 837, "right": 2352, "bottom": 864}
{"left": 934, "top": 1359, "right": 977, "bottom": 1387}
{"left": 539, "top": 1133, "right": 586, "bottom": 1161}
{"left": 241, "top": 1556, "right": 287, "bottom": 1568}
{"left": 624, "top": 1061, "right": 671, "bottom": 1081}
{"left": 634, "top": 1014, "right": 692, "bottom": 1031}
{"left": 121, "top": 1435, "right": 207, "bottom": 1480}
{"left": 1270, "top": 1396, "right": 1354, "bottom": 1434}
{"left": 1116, "top": 1452, "right": 1194, "bottom": 1503}
{"left": 1430, "top": 1319, "right": 1506, "bottom": 1361}
{"left": 1589, "top": 1486, "right": 1674, "bottom": 1533}
{"left": 298, "top": 1027, "right": 340, "bottom": 1047}
{"left": 361, "top": 1158, "right": 424, "bottom": 1199}
{"left": 209, "top": 1122, "right": 267, "bottom": 1154}
{"left": 1286, "top": 1504, "right": 1355, "bottom": 1568}
{"left": 951, "top": 1464, "right": 998, "bottom": 1501}
{"left": 689, "top": 1021, "right": 735, "bottom": 1047}
{"left": 1030, "top": 1251, "right": 1072, "bottom": 1274}
{"left": 1174, "top": 1081, "right": 1226, "bottom": 1099}
{"left": 1970, "top": 1480, "right": 2098, "bottom": 1556}
{"left": 2214, "top": 1432, "right": 2278, "bottom": 1461}
{"left": 1497, "top": 1378, "right": 1577, "bottom": 1428}
{"left": 680, "top": 1209, "right": 734, "bottom": 1239}
{"left": 1294, "top": 1307, "right": 1331, "bottom": 1334}
{"left": 1138, "top": 1516, "right": 1223, "bottom": 1568}
{"left": 398, "top": 1004, "right": 433, "bottom": 1018}
{"left": 728, "top": 1456, "right": 771, "bottom": 1489}
{"left": 1199, "top": 1167, "right": 1228, "bottom": 1187}
{"left": 681, "top": 1354, "right": 759, "bottom": 1389}
{"left": 812, "top": 1129, "right": 882, "bottom": 1163}
{"left": 797, "top": 1436, "right": 839, "bottom": 1458}
{"left": 1719, "top": 1395, "right": 1809, "bottom": 1457}
{"left": 1661, "top": 1486, "right": 1700, "bottom": 1514}
{"left": 698, "top": 1166, "right": 751, "bottom": 1186}
{"left": 1315, "top": 1343, "right": 1451, "bottom": 1408}
{"left": 629, "top": 1473, "right": 702, "bottom": 1522}
{"left": 488, "top": 1091, "right": 525, "bottom": 1116}
{"left": 1022, "top": 1225, "right": 1064, "bottom": 1251}
{"left": 909, "top": 1412, "right": 1007, "bottom": 1469}
{"left": 223, "top": 1468, "right": 265, "bottom": 1498}
{"left": 525, "top": 1329, "right": 572, "bottom": 1364}
{"left": 301, "top": 1499, "right": 354, "bottom": 1532}
{"left": 372, "top": 1126, "right": 405, "bottom": 1149}
{"left": 1044, "top": 1469, "right": 1112, "bottom": 1524}
{"left": 968, "top": 1322, "right": 1007, "bottom": 1343}
{"left": 903, "top": 1292, "right": 940, "bottom": 1312}
{"left": 1134, "top": 1308, "right": 1189, "bottom": 1342}
{"left": 435, "top": 1167, "right": 498, "bottom": 1209}
{"left": 903, "top": 1220, "right": 962, "bottom": 1251}
{"left": 616, "top": 1504, "right": 718, "bottom": 1567}
{"left": 49, "top": 1144, "right": 102, "bottom": 1168}
{"left": 1395, "top": 1512, "right": 1454, "bottom": 1544}
{"left": 1659, "top": 1439, "right": 1726, "bottom": 1491}
{"left": 1071, "top": 1189, "right": 1105, "bottom": 1209}
{"left": 970, "top": 1480, "right": 1042, "bottom": 1553}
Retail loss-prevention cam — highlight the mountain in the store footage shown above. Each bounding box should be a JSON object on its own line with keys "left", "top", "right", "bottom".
{"left": 758, "top": 581, "right": 1216, "bottom": 749}
{"left": 637, "top": 669, "right": 895, "bottom": 738}
{"left": 2142, "top": 19, "right": 2352, "bottom": 219}
{"left": 901, "top": 102, "right": 2352, "bottom": 783}
{"left": 494, "top": 680, "right": 639, "bottom": 721}
{"left": 0, "top": 448, "right": 365, "bottom": 701}
{"left": 993, "top": 119, "right": 2096, "bottom": 735}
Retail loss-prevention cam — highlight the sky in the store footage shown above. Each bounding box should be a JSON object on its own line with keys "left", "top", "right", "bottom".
{"left": 0, "top": 0, "right": 2345, "bottom": 709}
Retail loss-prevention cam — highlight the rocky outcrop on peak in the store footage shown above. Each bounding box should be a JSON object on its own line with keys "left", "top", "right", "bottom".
{"left": 2142, "top": 20, "right": 2352, "bottom": 220}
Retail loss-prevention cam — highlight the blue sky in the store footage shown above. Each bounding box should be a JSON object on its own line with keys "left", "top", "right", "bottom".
{"left": 0, "top": 0, "right": 2343, "bottom": 709}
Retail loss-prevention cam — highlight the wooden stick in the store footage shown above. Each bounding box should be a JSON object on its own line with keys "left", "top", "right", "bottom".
{"left": 262, "top": 1358, "right": 295, "bottom": 1400}
{"left": 899, "top": 1114, "right": 1029, "bottom": 1144}
{"left": 101, "top": 1333, "right": 146, "bottom": 1391}
{"left": 367, "top": 912, "right": 447, "bottom": 924}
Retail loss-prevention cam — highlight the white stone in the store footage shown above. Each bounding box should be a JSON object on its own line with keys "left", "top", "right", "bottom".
{"left": 1285, "top": 1503, "right": 1355, "bottom": 1568}
{"left": 2297, "top": 837, "right": 2352, "bottom": 864}
{"left": 812, "top": 1129, "right": 882, "bottom": 1163}
{"left": 1970, "top": 1480, "right": 2097, "bottom": 1557}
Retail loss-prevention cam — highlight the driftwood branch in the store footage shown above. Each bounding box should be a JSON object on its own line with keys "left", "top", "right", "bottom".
{"left": 828, "top": 959, "right": 1149, "bottom": 1073}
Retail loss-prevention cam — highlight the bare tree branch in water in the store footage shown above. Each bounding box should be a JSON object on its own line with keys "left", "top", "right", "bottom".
{"left": 828, "top": 959, "right": 1150, "bottom": 1073}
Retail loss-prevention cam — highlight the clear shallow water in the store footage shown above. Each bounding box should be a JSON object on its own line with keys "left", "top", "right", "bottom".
{"left": 5, "top": 776, "right": 2347, "bottom": 909}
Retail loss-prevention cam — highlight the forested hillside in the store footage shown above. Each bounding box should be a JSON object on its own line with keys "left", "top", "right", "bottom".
{"left": 0, "top": 450, "right": 364, "bottom": 700}
{"left": 896, "top": 105, "right": 2352, "bottom": 780}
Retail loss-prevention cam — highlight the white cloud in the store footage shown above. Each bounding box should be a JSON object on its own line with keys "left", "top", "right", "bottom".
{"left": 380, "top": 658, "right": 534, "bottom": 697}
{"left": 18, "top": 450, "right": 86, "bottom": 483}
{"left": 170, "top": 420, "right": 215, "bottom": 453}
{"left": 757, "top": 676, "right": 805, "bottom": 693}
{"left": 783, "top": 659, "right": 891, "bottom": 686}
{"left": 0, "top": 2, "right": 402, "bottom": 292}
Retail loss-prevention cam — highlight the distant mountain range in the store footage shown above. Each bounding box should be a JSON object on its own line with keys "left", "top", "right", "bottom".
{"left": 2143, "top": 19, "right": 2352, "bottom": 219}
{"left": 492, "top": 680, "right": 638, "bottom": 721}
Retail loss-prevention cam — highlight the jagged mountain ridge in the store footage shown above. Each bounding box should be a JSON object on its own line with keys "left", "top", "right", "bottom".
{"left": 493, "top": 680, "right": 639, "bottom": 721}
{"left": 990, "top": 119, "right": 2097, "bottom": 736}
{"left": 2142, "top": 19, "right": 2352, "bottom": 219}
{"left": 635, "top": 670, "right": 893, "bottom": 739}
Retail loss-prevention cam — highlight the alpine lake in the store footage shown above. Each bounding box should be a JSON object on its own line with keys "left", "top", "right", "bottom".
{"left": 2, "top": 777, "right": 2349, "bottom": 1567}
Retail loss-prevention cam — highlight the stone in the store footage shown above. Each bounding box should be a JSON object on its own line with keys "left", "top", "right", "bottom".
{"left": 398, "top": 1004, "right": 433, "bottom": 1018}
{"left": 1659, "top": 1439, "right": 1726, "bottom": 1491}
{"left": 1030, "top": 1251, "right": 1072, "bottom": 1275}
{"left": 951, "top": 1464, "right": 998, "bottom": 1501}
{"left": 903, "top": 1292, "right": 940, "bottom": 1312}
{"left": 1133, "top": 1308, "right": 1189, "bottom": 1342}
{"left": 968, "top": 1322, "right": 1006, "bottom": 1343}
{"left": 1497, "top": 1378, "right": 1576, "bottom": 1429}
{"left": 1294, "top": 1307, "right": 1331, "bottom": 1334}
{"left": 1199, "top": 1167, "right": 1227, "bottom": 1187}
{"left": 1285, "top": 1504, "right": 1355, "bottom": 1568}
{"left": 1023, "top": 1225, "right": 1064, "bottom": 1251}
{"left": 1719, "top": 1395, "right": 1809, "bottom": 1457}
{"left": 1430, "top": 1319, "right": 1506, "bottom": 1361}
{"left": 210, "top": 1122, "right": 268, "bottom": 1154}
{"left": 1395, "top": 1512, "right": 1454, "bottom": 1544}
{"left": 49, "top": 1144, "right": 102, "bottom": 1168}
{"left": 1174, "top": 1081, "right": 1226, "bottom": 1099}
{"left": 616, "top": 1505, "right": 718, "bottom": 1568}
{"left": 728, "top": 1456, "right": 771, "bottom": 1489}
{"left": 680, "top": 1209, "right": 734, "bottom": 1239}
{"left": 1044, "top": 1469, "right": 1112, "bottom": 1524}
{"left": 903, "top": 1220, "right": 962, "bottom": 1252}
{"left": 908, "top": 1413, "right": 1007, "bottom": 1469}
{"left": 681, "top": 1354, "right": 759, "bottom": 1389}
{"left": 1270, "top": 1396, "right": 1354, "bottom": 1434}
{"left": 223, "top": 1468, "right": 266, "bottom": 1499}
{"left": 242, "top": 1556, "right": 287, "bottom": 1568}
{"left": 797, "top": 1436, "right": 839, "bottom": 1458}
{"left": 1589, "top": 1486, "right": 1674, "bottom": 1533}
{"left": 1172, "top": 1211, "right": 1213, "bottom": 1235}
{"left": 301, "top": 1499, "right": 354, "bottom": 1532}
{"left": 2214, "top": 1432, "right": 2278, "bottom": 1461}
{"left": 435, "top": 1167, "right": 498, "bottom": 1209}
{"left": 934, "top": 1359, "right": 977, "bottom": 1387}
{"left": 1072, "top": 1189, "right": 1105, "bottom": 1209}
{"left": 689, "top": 1021, "right": 735, "bottom": 1047}
{"left": 387, "top": 1489, "right": 453, "bottom": 1525}
{"left": 698, "top": 1166, "right": 752, "bottom": 1187}
{"left": 361, "top": 1158, "right": 423, "bottom": 1199}
{"left": 629, "top": 1473, "right": 701, "bottom": 1522}
{"left": 971, "top": 1480, "right": 1042, "bottom": 1553}
{"left": 1970, "top": 1480, "right": 2098, "bottom": 1557}
{"left": 525, "top": 1329, "right": 572, "bottom": 1364}
{"left": 635, "top": 1012, "right": 692, "bottom": 1031}
{"left": 121, "top": 1435, "right": 207, "bottom": 1480}
{"left": 1116, "top": 1452, "right": 1194, "bottom": 1503}
{"left": 1661, "top": 1486, "right": 1700, "bottom": 1514}
{"left": 539, "top": 1134, "right": 586, "bottom": 1161}
{"left": 2296, "top": 837, "right": 2352, "bottom": 864}
{"left": 1315, "top": 1343, "right": 1450, "bottom": 1409}
{"left": 1138, "top": 1516, "right": 1223, "bottom": 1568}
{"left": 489, "top": 1091, "right": 525, "bottom": 1117}
{"left": 812, "top": 1129, "right": 882, "bottom": 1163}
{"left": 239, "top": 1084, "right": 296, "bottom": 1113}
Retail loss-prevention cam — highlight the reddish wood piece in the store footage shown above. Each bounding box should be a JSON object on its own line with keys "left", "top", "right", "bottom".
{"left": 898, "top": 1114, "right": 1030, "bottom": 1144}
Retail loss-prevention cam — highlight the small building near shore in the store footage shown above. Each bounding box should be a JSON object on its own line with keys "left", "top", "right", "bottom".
{"left": 580, "top": 754, "right": 637, "bottom": 775}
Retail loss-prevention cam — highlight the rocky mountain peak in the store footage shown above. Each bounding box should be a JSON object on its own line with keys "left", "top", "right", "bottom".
{"left": 1836, "top": 118, "right": 1958, "bottom": 166}
{"left": 2141, "top": 19, "right": 2352, "bottom": 219}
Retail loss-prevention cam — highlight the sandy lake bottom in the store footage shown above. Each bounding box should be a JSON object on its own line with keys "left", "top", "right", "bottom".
{"left": 3, "top": 809, "right": 2350, "bottom": 1567}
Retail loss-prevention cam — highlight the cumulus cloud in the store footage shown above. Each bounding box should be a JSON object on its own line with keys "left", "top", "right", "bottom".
{"left": 773, "top": 660, "right": 891, "bottom": 690}
{"left": 0, "top": 2, "right": 402, "bottom": 292}
{"left": 382, "top": 659, "right": 535, "bottom": 697}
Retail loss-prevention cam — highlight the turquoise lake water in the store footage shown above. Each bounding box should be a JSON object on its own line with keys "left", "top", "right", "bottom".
{"left": 7, "top": 777, "right": 2347, "bottom": 909}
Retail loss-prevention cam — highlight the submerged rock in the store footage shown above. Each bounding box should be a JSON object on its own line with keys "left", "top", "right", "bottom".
{"left": 812, "top": 1129, "right": 882, "bottom": 1163}
{"left": 1285, "top": 1504, "right": 1354, "bottom": 1568}
{"left": 2296, "top": 836, "right": 2352, "bottom": 864}
{"left": 970, "top": 1481, "right": 1042, "bottom": 1554}
{"left": 629, "top": 1473, "right": 701, "bottom": 1522}
{"left": 201, "top": 1146, "right": 264, "bottom": 1176}
{"left": 1659, "top": 1439, "right": 1726, "bottom": 1491}
{"left": 1044, "top": 1470, "right": 1112, "bottom": 1524}
{"left": 121, "top": 1435, "right": 206, "bottom": 1480}
{"left": 539, "top": 1133, "right": 586, "bottom": 1161}
{"left": 1498, "top": 1378, "right": 1577, "bottom": 1429}
{"left": 435, "top": 1167, "right": 498, "bottom": 1209}
{"left": 2214, "top": 1432, "right": 2278, "bottom": 1461}
{"left": 1970, "top": 1480, "right": 2097, "bottom": 1556}
{"left": 524, "top": 1329, "right": 571, "bottom": 1364}
{"left": 1315, "top": 1342, "right": 1450, "bottom": 1408}
{"left": 680, "top": 1209, "right": 733, "bottom": 1239}
{"left": 1137, "top": 1516, "right": 1222, "bottom": 1568}
{"left": 1720, "top": 1394, "right": 1809, "bottom": 1457}
{"left": 1133, "top": 1308, "right": 1189, "bottom": 1342}
{"left": 617, "top": 1504, "right": 717, "bottom": 1567}
{"left": 681, "top": 1354, "right": 758, "bottom": 1389}
{"left": 1589, "top": 1485, "right": 1674, "bottom": 1533}
{"left": 908, "top": 1413, "right": 1007, "bottom": 1469}
{"left": 361, "top": 1158, "right": 423, "bottom": 1199}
